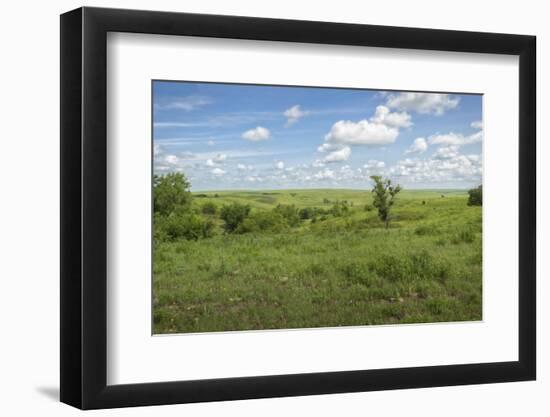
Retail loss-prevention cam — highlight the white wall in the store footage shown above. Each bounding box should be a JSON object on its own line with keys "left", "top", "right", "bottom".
{"left": 0, "top": 0, "right": 546, "bottom": 415}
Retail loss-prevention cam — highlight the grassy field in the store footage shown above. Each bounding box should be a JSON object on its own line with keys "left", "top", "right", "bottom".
{"left": 153, "top": 188, "right": 482, "bottom": 334}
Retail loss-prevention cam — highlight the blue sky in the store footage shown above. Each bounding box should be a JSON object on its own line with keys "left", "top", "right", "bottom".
{"left": 153, "top": 81, "right": 482, "bottom": 191}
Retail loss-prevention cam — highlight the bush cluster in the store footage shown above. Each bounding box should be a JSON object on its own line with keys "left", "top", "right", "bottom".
{"left": 201, "top": 201, "right": 218, "bottom": 215}
{"left": 236, "top": 211, "right": 288, "bottom": 234}
{"left": 219, "top": 203, "right": 300, "bottom": 234}
{"left": 273, "top": 204, "right": 300, "bottom": 227}
{"left": 154, "top": 173, "right": 215, "bottom": 242}
{"left": 467, "top": 185, "right": 482, "bottom": 206}
{"left": 157, "top": 212, "right": 215, "bottom": 241}
{"left": 220, "top": 203, "right": 251, "bottom": 233}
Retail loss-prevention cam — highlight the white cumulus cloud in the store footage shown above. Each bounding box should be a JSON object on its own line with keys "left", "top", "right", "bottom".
{"left": 370, "top": 105, "right": 412, "bottom": 128}
{"left": 364, "top": 160, "right": 386, "bottom": 170}
{"left": 313, "top": 168, "right": 335, "bottom": 180}
{"left": 242, "top": 126, "right": 271, "bottom": 141}
{"left": 433, "top": 145, "right": 460, "bottom": 160}
{"left": 428, "top": 131, "right": 482, "bottom": 147}
{"left": 165, "top": 154, "right": 178, "bottom": 165}
{"left": 405, "top": 137, "right": 428, "bottom": 154}
{"left": 324, "top": 119, "right": 399, "bottom": 145}
{"left": 323, "top": 105, "right": 411, "bottom": 147}
{"left": 324, "top": 146, "right": 351, "bottom": 163}
{"left": 284, "top": 105, "right": 308, "bottom": 127}
{"left": 206, "top": 153, "right": 227, "bottom": 167}
{"left": 386, "top": 92, "right": 459, "bottom": 115}
{"left": 276, "top": 161, "right": 285, "bottom": 169}
{"left": 471, "top": 120, "right": 483, "bottom": 130}
{"left": 211, "top": 167, "right": 226, "bottom": 175}
{"left": 317, "top": 143, "right": 340, "bottom": 153}
{"left": 388, "top": 147, "right": 482, "bottom": 185}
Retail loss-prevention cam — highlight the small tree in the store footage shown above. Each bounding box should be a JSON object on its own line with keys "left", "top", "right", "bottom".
{"left": 467, "top": 185, "right": 482, "bottom": 206}
{"left": 153, "top": 173, "right": 192, "bottom": 216}
{"left": 236, "top": 211, "right": 288, "bottom": 234}
{"left": 273, "top": 204, "right": 300, "bottom": 227}
{"left": 201, "top": 201, "right": 218, "bottom": 215}
{"left": 370, "top": 175, "right": 402, "bottom": 229}
{"left": 220, "top": 203, "right": 251, "bottom": 233}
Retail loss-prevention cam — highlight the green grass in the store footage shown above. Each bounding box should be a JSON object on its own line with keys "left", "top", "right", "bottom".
{"left": 153, "top": 189, "right": 482, "bottom": 334}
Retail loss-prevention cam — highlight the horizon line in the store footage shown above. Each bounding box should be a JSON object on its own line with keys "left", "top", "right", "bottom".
{"left": 190, "top": 187, "right": 470, "bottom": 193}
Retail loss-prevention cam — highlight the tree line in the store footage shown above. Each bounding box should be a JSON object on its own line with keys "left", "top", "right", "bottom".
{"left": 153, "top": 172, "right": 480, "bottom": 242}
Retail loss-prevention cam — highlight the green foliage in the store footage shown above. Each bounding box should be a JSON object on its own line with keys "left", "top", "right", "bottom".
{"left": 157, "top": 212, "right": 214, "bottom": 241}
{"left": 370, "top": 176, "right": 402, "bottom": 228}
{"left": 299, "top": 207, "right": 315, "bottom": 220}
{"left": 201, "top": 201, "right": 218, "bottom": 215}
{"left": 467, "top": 185, "right": 482, "bottom": 206}
{"left": 152, "top": 172, "right": 216, "bottom": 242}
{"left": 153, "top": 188, "right": 482, "bottom": 334}
{"left": 368, "top": 250, "right": 450, "bottom": 284}
{"left": 273, "top": 204, "right": 300, "bottom": 227}
{"left": 220, "top": 203, "right": 251, "bottom": 233}
{"left": 341, "top": 261, "right": 377, "bottom": 286}
{"left": 153, "top": 173, "right": 192, "bottom": 216}
{"left": 329, "top": 200, "right": 350, "bottom": 217}
{"left": 236, "top": 211, "right": 289, "bottom": 234}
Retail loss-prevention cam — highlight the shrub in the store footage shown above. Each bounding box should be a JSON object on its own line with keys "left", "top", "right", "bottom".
{"left": 201, "top": 201, "right": 218, "bottom": 215}
{"left": 160, "top": 213, "right": 214, "bottom": 241}
{"left": 236, "top": 211, "right": 288, "bottom": 234}
{"left": 299, "top": 207, "right": 314, "bottom": 220}
{"left": 467, "top": 185, "right": 482, "bottom": 206}
{"left": 273, "top": 204, "right": 300, "bottom": 227}
{"left": 153, "top": 213, "right": 169, "bottom": 242}
{"left": 220, "top": 203, "right": 251, "bottom": 233}
{"left": 153, "top": 173, "right": 192, "bottom": 216}
{"left": 330, "top": 200, "right": 350, "bottom": 217}
{"left": 299, "top": 206, "right": 327, "bottom": 220}
{"left": 369, "top": 254, "right": 409, "bottom": 282}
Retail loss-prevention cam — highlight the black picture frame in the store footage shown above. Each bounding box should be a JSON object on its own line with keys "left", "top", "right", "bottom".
{"left": 60, "top": 6, "right": 536, "bottom": 410}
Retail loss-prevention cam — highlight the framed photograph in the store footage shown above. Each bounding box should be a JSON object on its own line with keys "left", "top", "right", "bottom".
{"left": 60, "top": 7, "right": 536, "bottom": 409}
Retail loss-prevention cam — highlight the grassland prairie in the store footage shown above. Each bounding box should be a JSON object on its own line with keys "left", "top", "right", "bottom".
{"left": 153, "top": 188, "right": 482, "bottom": 334}
{"left": 152, "top": 81, "right": 483, "bottom": 334}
